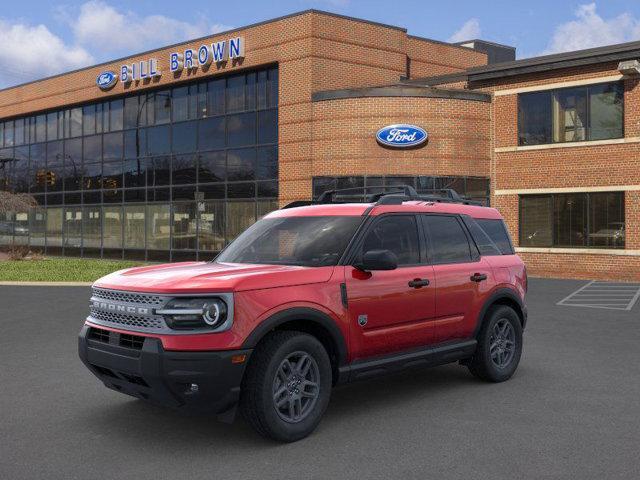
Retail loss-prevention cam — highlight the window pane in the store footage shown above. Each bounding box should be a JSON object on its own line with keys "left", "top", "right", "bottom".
{"left": 154, "top": 91, "right": 171, "bottom": 124}
{"left": 362, "top": 215, "right": 420, "bottom": 265}
{"left": 70, "top": 108, "right": 82, "bottom": 137}
{"left": 172, "top": 154, "right": 197, "bottom": 185}
{"left": 588, "top": 192, "right": 624, "bottom": 248}
{"left": 257, "top": 70, "right": 268, "bottom": 109}
{"left": 35, "top": 115, "right": 46, "bottom": 143}
{"left": 123, "top": 158, "right": 147, "bottom": 187}
{"left": 47, "top": 113, "right": 58, "bottom": 141}
{"left": 227, "top": 75, "right": 245, "bottom": 113}
{"left": 520, "top": 195, "right": 553, "bottom": 247}
{"left": 147, "top": 125, "right": 171, "bottom": 155}
{"left": 554, "top": 193, "right": 586, "bottom": 247}
{"left": 198, "top": 116, "right": 225, "bottom": 150}
{"left": 4, "top": 121, "right": 14, "bottom": 146}
{"left": 46, "top": 207, "right": 63, "bottom": 247}
{"left": 103, "top": 132, "right": 123, "bottom": 160}
{"left": 124, "top": 128, "right": 146, "bottom": 158}
{"left": 13, "top": 146, "right": 29, "bottom": 193}
{"left": 227, "top": 201, "right": 256, "bottom": 240}
{"left": 256, "top": 146, "right": 277, "bottom": 180}
{"left": 109, "top": 100, "right": 124, "bottom": 131}
{"left": 83, "top": 105, "right": 96, "bottom": 135}
{"left": 103, "top": 206, "right": 122, "bottom": 248}
{"left": 102, "top": 160, "right": 122, "bottom": 190}
{"left": 227, "top": 112, "right": 256, "bottom": 147}
{"left": 246, "top": 72, "right": 256, "bottom": 110}
{"left": 172, "top": 120, "right": 197, "bottom": 153}
{"left": 64, "top": 138, "right": 82, "bottom": 192}
{"left": 268, "top": 68, "right": 278, "bottom": 108}
{"left": 257, "top": 109, "right": 277, "bottom": 144}
{"left": 198, "top": 151, "right": 226, "bottom": 183}
{"left": 124, "top": 96, "right": 139, "bottom": 129}
{"left": 553, "top": 88, "right": 587, "bottom": 142}
{"left": 150, "top": 155, "right": 171, "bottom": 186}
{"left": 423, "top": 215, "right": 471, "bottom": 264}
{"left": 83, "top": 206, "right": 102, "bottom": 248}
{"left": 96, "top": 103, "right": 105, "bottom": 133}
{"left": 198, "top": 201, "right": 225, "bottom": 252}
{"left": 207, "top": 79, "right": 225, "bottom": 115}
{"left": 173, "top": 202, "right": 197, "bottom": 250}
{"left": 172, "top": 86, "right": 189, "bottom": 122}
{"left": 64, "top": 207, "right": 82, "bottom": 248}
{"left": 29, "top": 207, "right": 46, "bottom": 247}
{"left": 83, "top": 135, "right": 102, "bottom": 163}
{"left": 589, "top": 83, "right": 623, "bottom": 140}
{"left": 228, "top": 148, "right": 255, "bottom": 181}
{"left": 518, "top": 91, "right": 551, "bottom": 145}
{"left": 147, "top": 204, "right": 170, "bottom": 250}
{"left": 124, "top": 205, "right": 145, "bottom": 249}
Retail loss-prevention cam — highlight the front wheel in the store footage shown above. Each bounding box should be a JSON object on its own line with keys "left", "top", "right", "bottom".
{"left": 467, "top": 305, "right": 523, "bottom": 382}
{"left": 240, "top": 331, "right": 332, "bottom": 442}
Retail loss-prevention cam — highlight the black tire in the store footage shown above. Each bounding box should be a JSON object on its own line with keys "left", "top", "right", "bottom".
{"left": 467, "top": 305, "right": 523, "bottom": 382}
{"left": 240, "top": 331, "right": 332, "bottom": 442}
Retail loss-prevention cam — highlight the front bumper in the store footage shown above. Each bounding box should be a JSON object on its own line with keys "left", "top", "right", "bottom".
{"left": 78, "top": 325, "right": 252, "bottom": 413}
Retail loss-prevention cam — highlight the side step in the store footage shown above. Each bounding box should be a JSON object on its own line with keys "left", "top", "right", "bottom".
{"left": 338, "top": 339, "right": 477, "bottom": 383}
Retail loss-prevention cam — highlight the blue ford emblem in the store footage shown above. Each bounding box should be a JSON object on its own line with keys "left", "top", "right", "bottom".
{"left": 376, "top": 124, "right": 428, "bottom": 148}
{"left": 96, "top": 71, "right": 118, "bottom": 90}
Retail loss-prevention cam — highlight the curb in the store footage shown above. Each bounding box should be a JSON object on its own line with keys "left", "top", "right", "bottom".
{"left": 0, "top": 281, "right": 93, "bottom": 286}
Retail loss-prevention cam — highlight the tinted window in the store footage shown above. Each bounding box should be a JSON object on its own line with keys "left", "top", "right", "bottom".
{"left": 462, "top": 216, "right": 500, "bottom": 256}
{"left": 476, "top": 219, "right": 514, "bottom": 255}
{"left": 361, "top": 215, "right": 420, "bottom": 265}
{"left": 423, "top": 215, "right": 472, "bottom": 264}
{"left": 217, "top": 216, "right": 363, "bottom": 267}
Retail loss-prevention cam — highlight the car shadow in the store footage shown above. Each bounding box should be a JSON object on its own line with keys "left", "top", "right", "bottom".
{"left": 76, "top": 363, "right": 493, "bottom": 448}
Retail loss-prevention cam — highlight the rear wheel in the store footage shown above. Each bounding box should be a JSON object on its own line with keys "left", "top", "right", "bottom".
{"left": 467, "top": 305, "right": 522, "bottom": 382}
{"left": 240, "top": 331, "right": 332, "bottom": 442}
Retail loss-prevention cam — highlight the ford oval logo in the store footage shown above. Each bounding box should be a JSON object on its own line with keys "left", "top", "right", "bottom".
{"left": 376, "top": 124, "right": 428, "bottom": 148}
{"left": 96, "top": 71, "right": 118, "bottom": 90}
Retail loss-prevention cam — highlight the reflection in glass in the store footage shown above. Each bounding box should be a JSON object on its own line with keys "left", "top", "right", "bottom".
{"left": 124, "top": 205, "right": 145, "bottom": 249}
{"left": 147, "top": 204, "right": 170, "bottom": 250}
{"left": 198, "top": 201, "right": 225, "bottom": 252}
{"left": 172, "top": 202, "right": 196, "bottom": 250}
{"left": 63, "top": 207, "right": 82, "bottom": 248}
{"left": 227, "top": 201, "right": 255, "bottom": 241}
{"left": 83, "top": 206, "right": 102, "bottom": 248}
{"left": 103, "top": 206, "right": 122, "bottom": 248}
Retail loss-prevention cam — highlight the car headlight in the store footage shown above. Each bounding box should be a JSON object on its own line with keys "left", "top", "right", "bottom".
{"left": 156, "top": 297, "right": 228, "bottom": 330}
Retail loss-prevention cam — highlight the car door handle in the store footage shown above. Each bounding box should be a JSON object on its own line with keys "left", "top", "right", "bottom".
{"left": 408, "top": 278, "right": 430, "bottom": 288}
{"left": 470, "top": 273, "right": 488, "bottom": 282}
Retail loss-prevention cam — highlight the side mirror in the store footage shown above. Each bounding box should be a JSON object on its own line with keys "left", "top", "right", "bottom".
{"left": 357, "top": 249, "right": 398, "bottom": 271}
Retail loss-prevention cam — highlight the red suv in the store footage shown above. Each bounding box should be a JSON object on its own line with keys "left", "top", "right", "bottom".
{"left": 79, "top": 187, "right": 527, "bottom": 442}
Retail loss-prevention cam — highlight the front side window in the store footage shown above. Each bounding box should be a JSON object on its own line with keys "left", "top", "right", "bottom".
{"left": 518, "top": 82, "right": 623, "bottom": 145}
{"left": 217, "top": 216, "right": 363, "bottom": 267}
{"left": 423, "top": 215, "right": 473, "bottom": 264}
{"left": 360, "top": 215, "right": 420, "bottom": 266}
{"left": 519, "top": 192, "right": 625, "bottom": 248}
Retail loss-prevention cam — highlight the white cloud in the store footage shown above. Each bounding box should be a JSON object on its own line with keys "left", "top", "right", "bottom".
{"left": 70, "top": 1, "right": 231, "bottom": 55}
{"left": 0, "top": 20, "right": 93, "bottom": 88}
{"left": 542, "top": 3, "right": 640, "bottom": 54}
{"left": 448, "top": 18, "right": 481, "bottom": 43}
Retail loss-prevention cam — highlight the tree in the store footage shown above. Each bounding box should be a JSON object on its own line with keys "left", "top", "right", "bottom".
{"left": 0, "top": 191, "right": 37, "bottom": 215}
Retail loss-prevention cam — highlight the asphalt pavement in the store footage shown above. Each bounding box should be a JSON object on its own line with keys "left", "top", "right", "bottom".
{"left": 1, "top": 278, "right": 639, "bottom": 480}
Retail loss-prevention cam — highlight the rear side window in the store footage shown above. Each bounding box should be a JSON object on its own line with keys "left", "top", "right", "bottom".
{"left": 422, "top": 215, "right": 472, "bottom": 264}
{"left": 361, "top": 215, "right": 420, "bottom": 265}
{"left": 477, "top": 219, "right": 515, "bottom": 255}
{"left": 462, "top": 216, "right": 502, "bottom": 256}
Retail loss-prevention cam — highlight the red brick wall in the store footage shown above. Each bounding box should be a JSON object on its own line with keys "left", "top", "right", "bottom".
{"left": 406, "top": 37, "right": 487, "bottom": 79}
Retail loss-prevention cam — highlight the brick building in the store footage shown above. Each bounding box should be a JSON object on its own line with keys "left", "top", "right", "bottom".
{"left": 0, "top": 10, "right": 637, "bottom": 280}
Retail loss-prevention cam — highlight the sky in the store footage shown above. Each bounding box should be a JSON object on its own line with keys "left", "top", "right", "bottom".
{"left": 2, "top": 0, "right": 640, "bottom": 88}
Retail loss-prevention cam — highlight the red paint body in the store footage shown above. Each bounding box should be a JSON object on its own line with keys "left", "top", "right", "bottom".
{"left": 88, "top": 201, "right": 526, "bottom": 362}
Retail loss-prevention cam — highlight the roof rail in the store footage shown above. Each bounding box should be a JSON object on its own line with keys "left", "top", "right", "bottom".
{"left": 282, "top": 185, "right": 482, "bottom": 209}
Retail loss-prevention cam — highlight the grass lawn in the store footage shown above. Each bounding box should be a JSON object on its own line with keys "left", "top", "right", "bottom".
{"left": 0, "top": 258, "right": 146, "bottom": 282}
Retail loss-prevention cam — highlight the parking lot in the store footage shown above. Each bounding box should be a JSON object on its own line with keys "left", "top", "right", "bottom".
{"left": 1, "top": 278, "right": 639, "bottom": 480}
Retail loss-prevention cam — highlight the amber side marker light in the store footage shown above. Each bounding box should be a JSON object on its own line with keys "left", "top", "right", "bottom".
{"left": 231, "top": 354, "right": 247, "bottom": 364}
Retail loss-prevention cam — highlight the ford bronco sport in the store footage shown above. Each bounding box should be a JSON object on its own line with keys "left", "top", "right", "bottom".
{"left": 79, "top": 187, "right": 527, "bottom": 442}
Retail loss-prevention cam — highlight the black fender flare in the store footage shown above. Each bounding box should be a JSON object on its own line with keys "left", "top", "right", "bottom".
{"left": 473, "top": 288, "right": 527, "bottom": 337}
{"left": 241, "top": 307, "right": 348, "bottom": 366}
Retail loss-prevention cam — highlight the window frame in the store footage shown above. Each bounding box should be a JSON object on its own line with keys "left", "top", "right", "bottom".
{"left": 518, "top": 192, "right": 625, "bottom": 249}
{"left": 517, "top": 81, "right": 624, "bottom": 146}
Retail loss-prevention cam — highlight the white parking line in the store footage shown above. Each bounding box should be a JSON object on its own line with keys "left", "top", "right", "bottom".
{"left": 557, "top": 281, "right": 640, "bottom": 311}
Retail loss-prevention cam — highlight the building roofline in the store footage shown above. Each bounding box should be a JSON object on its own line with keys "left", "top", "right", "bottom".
{"left": 453, "top": 39, "right": 516, "bottom": 51}
{"left": 312, "top": 84, "right": 491, "bottom": 103}
{"left": 467, "top": 40, "right": 640, "bottom": 81}
{"left": 401, "top": 71, "right": 469, "bottom": 86}
{"left": 406, "top": 34, "right": 482, "bottom": 53}
{"left": 0, "top": 9, "right": 407, "bottom": 94}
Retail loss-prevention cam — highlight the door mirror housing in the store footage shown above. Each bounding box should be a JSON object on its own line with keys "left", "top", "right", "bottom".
{"left": 356, "top": 249, "right": 398, "bottom": 271}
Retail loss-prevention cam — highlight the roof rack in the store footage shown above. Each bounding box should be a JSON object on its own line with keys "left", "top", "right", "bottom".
{"left": 282, "top": 185, "right": 482, "bottom": 209}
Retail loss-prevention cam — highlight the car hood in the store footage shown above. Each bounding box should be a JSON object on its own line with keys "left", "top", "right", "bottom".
{"left": 93, "top": 262, "right": 335, "bottom": 294}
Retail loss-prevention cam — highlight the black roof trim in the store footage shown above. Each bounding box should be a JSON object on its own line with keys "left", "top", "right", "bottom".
{"left": 0, "top": 9, "right": 406, "bottom": 94}
{"left": 467, "top": 40, "right": 640, "bottom": 81}
{"left": 453, "top": 39, "right": 516, "bottom": 51}
{"left": 312, "top": 85, "right": 490, "bottom": 102}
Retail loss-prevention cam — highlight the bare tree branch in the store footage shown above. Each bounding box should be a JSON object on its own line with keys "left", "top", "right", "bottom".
{"left": 0, "top": 191, "right": 37, "bottom": 214}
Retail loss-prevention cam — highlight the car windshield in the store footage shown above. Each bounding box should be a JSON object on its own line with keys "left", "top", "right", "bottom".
{"left": 216, "top": 216, "right": 364, "bottom": 267}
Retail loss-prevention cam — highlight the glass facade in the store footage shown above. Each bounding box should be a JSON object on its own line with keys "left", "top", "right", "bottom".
{"left": 519, "top": 192, "right": 625, "bottom": 249}
{"left": 0, "top": 66, "right": 279, "bottom": 260}
{"left": 312, "top": 175, "right": 491, "bottom": 205}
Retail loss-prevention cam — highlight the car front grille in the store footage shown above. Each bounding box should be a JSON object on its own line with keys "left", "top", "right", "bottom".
{"left": 89, "top": 308, "right": 165, "bottom": 330}
{"left": 87, "top": 327, "right": 146, "bottom": 350}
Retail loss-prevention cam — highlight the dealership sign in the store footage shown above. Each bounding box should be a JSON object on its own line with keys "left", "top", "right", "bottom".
{"left": 96, "top": 71, "right": 118, "bottom": 90}
{"left": 97, "top": 36, "right": 245, "bottom": 90}
{"left": 376, "top": 124, "right": 428, "bottom": 148}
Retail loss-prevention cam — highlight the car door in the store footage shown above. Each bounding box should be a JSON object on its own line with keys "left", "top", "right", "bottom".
{"left": 345, "top": 214, "right": 436, "bottom": 359}
{"left": 421, "top": 214, "right": 494, "bottom": 344}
